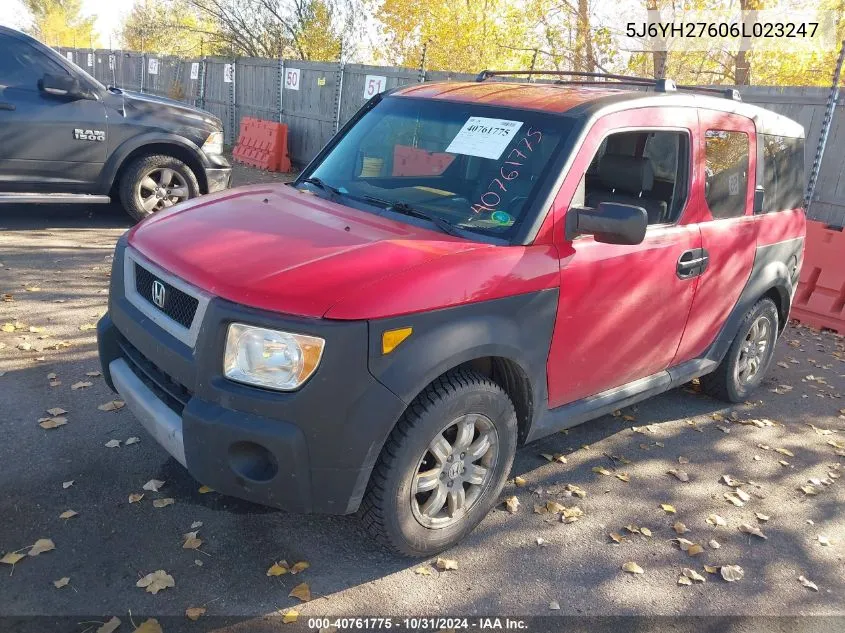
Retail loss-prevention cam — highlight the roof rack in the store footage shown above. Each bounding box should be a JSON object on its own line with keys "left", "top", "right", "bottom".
{"left": 475, "top": 70, "right": 741, "bottom": 101}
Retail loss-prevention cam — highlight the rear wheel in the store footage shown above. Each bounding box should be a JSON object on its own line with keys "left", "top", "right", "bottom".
{"left": 701, "top": 298, "right": 779, "bottom": 402}
{"left": 360, "top": 368, "right": 517, "bottom": 557}
{"left": 119, "top": 154, "right": 199, "bottom": 222}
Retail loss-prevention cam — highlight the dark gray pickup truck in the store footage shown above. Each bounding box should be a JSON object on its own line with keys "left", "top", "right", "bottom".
{"left": 0, "top": 26, "right": 231, "bottom": 221}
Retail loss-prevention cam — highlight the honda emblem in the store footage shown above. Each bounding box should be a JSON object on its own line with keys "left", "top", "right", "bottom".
{"left": 151, "top": 280, "right": 166, "bottom": 309}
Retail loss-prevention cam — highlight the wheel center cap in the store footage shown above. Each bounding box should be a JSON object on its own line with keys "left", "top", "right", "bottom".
{"left": 447, "top": 461, "right": 465, "bottom": 480}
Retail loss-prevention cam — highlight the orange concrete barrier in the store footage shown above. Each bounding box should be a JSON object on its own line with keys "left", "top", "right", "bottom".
{"left": 792, "top": 220, "right": 845, "bottom": 334}
{"left": 232, "top": 118, "right": 291, "bottom": 173}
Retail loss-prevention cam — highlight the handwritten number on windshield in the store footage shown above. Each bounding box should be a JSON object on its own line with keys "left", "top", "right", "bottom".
{"left": 470, "top": 127, "right": 543, "bottom": 215}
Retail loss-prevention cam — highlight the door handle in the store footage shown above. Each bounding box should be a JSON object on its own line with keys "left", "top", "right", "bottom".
{"left": 677, "top": 248, "right": 709, "bottom": 279}
{"left": 0, "top": 102, "right": 15, "bottom": 111}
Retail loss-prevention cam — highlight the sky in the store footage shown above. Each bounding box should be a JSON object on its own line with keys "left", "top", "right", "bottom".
{"left": 2, "top": 0, "right": 131, "bottom": 45}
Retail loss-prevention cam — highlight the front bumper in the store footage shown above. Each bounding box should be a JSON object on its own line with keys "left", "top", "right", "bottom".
{"left": 98, "top": 240, "right": 406, "bottom": 514}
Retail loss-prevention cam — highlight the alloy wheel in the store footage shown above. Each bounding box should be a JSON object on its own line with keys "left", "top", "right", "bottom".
{"left": 410, "top": 414, "right": 499, "bottom": 529}
{"left": 735, "top": 314, "right": 772, "bottom": 385}
{"left": 137, "top": 167, "right": 189, "bottom": 213}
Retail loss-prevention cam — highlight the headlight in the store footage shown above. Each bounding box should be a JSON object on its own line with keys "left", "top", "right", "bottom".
{"left": 201, "top": 130, "right": 224, "bottom": 155}
{"left": 223, "top": 323, "right": 325, "bottom": 391}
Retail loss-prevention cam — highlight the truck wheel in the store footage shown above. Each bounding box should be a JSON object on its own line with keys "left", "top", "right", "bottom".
{"left": 119, "top": 154, "right": 199, "bottom": 222}
{"left": 701, "top": 298, "right": 779, "bottom": 403}
{"left": 360, "top": 368, "right": 518, "bottom": 557}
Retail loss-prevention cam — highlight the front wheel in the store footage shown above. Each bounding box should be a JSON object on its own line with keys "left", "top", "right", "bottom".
{"left": 118, "top": 154, "right": 200, "bottom": 222}
{"left": 701, "top": 298, "right": 779, "bottom": 402}
{"left": 360, "top": 369, "right": 518, "bottom": 557}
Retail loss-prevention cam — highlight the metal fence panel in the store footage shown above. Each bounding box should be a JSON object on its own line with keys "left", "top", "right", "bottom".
{"left": 279, "top": 60, "right": 340, "bottom": 165}
{"left": 339, "top": 63, "right": 417, "bottom": 127}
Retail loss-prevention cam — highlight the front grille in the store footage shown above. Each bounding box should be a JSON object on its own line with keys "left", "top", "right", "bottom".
{"left": 134, "top": 264, "right": 199, "bottom": 329}
{"left": 117, "top": 334, "right": 192, "bottom": 415}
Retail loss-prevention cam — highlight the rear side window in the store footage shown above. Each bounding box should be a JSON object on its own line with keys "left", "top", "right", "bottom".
{"left": 704, "top": 130, "right": 749, "bottom": 219}
{"left": 761, "top": 134, "right": 804, "bottom": 212}
{"left": 0, "top": 34, "right": 68, "bottom": 91}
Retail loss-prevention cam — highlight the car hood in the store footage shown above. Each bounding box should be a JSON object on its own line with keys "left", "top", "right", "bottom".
{"left": 127, "top": 185, "right": 483, "bottom": 318}
{"left": 116, "top": 90, "right": 222, "bottom": 130}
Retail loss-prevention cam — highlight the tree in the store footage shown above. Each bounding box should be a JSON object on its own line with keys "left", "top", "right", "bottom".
{"left": 120, "top": 0, "right": 222, "bottom": 56}
{"left": 376, "top": 0, "right": 535, "bottom": 72}
{"left": 23, "top": 0, "right": 98, "bottom": 47}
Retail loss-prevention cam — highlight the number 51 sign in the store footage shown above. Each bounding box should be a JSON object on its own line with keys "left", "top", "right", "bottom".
{"left": 363, "top": 75, "right": 387, "bottom": 99}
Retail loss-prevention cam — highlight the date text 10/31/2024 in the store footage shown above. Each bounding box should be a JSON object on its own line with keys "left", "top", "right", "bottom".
{"left": 305, "top": 617, "right": 529, "bottom": 630}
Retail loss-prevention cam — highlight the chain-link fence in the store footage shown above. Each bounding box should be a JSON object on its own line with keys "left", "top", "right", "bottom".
{"left": 54, "top": 47, "right": 845, "bottom": 226}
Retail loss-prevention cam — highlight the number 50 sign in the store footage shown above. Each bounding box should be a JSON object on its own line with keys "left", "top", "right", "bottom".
{"left": 363, "top": 75, "right": 387, "bottom": 99}
{"left": 285, "top": 68, "right": 301, "bottom": 91}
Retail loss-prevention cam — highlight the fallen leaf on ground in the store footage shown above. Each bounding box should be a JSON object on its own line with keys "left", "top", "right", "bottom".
{"left": 503, "top": 495, "right": 520, "bottom": 513}
{"left": 800, "top": 485, "right": 819, "bottom": 495}
{"left": 53, "top": 577, "right": 70, "bottom": 588}
{"left": 153, "top": 498, "right": 174, "bottom": 508}
{"left": 678, "top": 575, "right": 693, "bottom": 585}
{"left": 660, "top": 503, "right": 677, "bottom": 514}
{"left": 290, "top": 561, "right": 310, "bottom": 574}
{"left": 755, "top": 512, "right": 770, "bottom": 522}
{"left": 678, "top": 456, "right": 690, "bottom": 464}
{"left": 549, "top": 600, "right": 561, "bottom": 610}
{"left": 413, "top": 566, "right": 432, "bottom": 576}
{"left": 59, "top": 510, "right": 77, "bottom": 520}
{"left": 182, "top": 531, "right": 202, "bottom": 550}
{"left": 71, "top": 381, "right": 92, "bottom": 390}
{"left": 47, "top": 407, "right": 68, "bottom": 417}
{"left": 136, "top": 570, "right": 175, "bottom": 594}
{"left": 134, "top": 619, "right": 163, "bottom": 633}
{"left": 706, "top": 514, "right": 727, "bottom": 526}
{"left": 128, "top": 493, "right": 144, "bottom": 503}
{"left": 709, "top": 539, "right": 721, "bottom": 549}
{"left": 775, "top": 447, "right": 795, "bottom": 457}
{"left": 734, "top": 488, "right": 751, "bottom": 502}
{"left": 724, "top": 492, "right": 745, "bottom": 507}
{"left": 561, "top": 506, "right": 583, "bottom": 523}
{"left": 799, "top": 575, "right": 819, "bottom": 591}
{"left": 609, "top": 532, "right": 625, "bottom": 543}
{"left": 267, "top": 561, "right": 290, "bottom": 576}
{"left": 436, "top": 557, "right": 458, "bottom": 571}
{"left": 125, "top": 437, "right": 140, "bottom": 445}
{"left": 565, "top": 483, "right": 587, "bottom": 498}
{"left": 104, "top": 439, "right": 121, "bottom": 448}
{"left": 282, "top": 610, "right": 298, "bottom": 623}
{"left": 86, "top": 371, "right": 102, "bottom": 377}
{"left": 545, "top": 500, "right": 566, "bottom": 514}
{"left": 97, "top": 400, "right": 125, "bottom": 412}
{"left": 289, "top": 582, "right": 312, "bottom": 602}
{"left": 739, "top": 523, "right": 767, "bottom": 539}
{"left": 621, "top": 561, "right": 644, "bottom": 574}
{"left": 615, "top": 472, "right": 630, "bottom": 482}
{"left": 1, "top": 552, "right": 25, "bottom": 566}
{"left": 96, "top": 617, "right": 121, "bottom": 633}
{"left": 79, "top": 323, "right": 96, "bottom": 331}
{"left": 142, "top": 479, "right": 165, "bottom": 492}
{"left": 28, "top": 539, "right": 55, "bottom": 556}
{"left": 198, "top": 485, "right": 214, "bottom": 494}
{"left": 818, "top": 535, "right": 832, "bottom": 546}
{"left": 668, "top": 469, "right": 689, "bottom": 482}
{"left": 682, "top": 568, "right": 706, "bottom": 583}
{"left": 704, "top": 565, "right": 719, "bottom": 574}
{"left": 720, "top": 565, "right": 744, "bottom": 582}
{"left": 514, "top": 476, "right": 527, "bottom": 487}
{"left": 185, "top": 607, "right": 207, "bottom": 621}
{"left": 62, "top": 480, "right": 74, "bottom": 489}
{"left": 721, "top": 475, "right": 742, "bottom": 487}
{"left": 640, "top": 527, "right": 652, "bottom": 537}
{"left": 592, "top": 466, "right": 612, "bottom": 476}
{"left": 39, "top": 417, "right": 67, "bottom": 429}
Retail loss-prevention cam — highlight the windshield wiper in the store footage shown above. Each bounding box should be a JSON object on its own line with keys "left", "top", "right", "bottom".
{"left": 360, "top": 195, "right": 463, "bottom": 237}
{"left": 299, "top": 177, "right": 342, "bottom": 197}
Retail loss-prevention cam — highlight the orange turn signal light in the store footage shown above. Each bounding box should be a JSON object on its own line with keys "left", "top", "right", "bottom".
{"left": 382, "top": 327, "right": 413, "bottom": 355}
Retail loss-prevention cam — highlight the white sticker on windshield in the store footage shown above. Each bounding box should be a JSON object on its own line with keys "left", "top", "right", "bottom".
{"left": 445, "top": 117, "right": 523, "bottom": 160}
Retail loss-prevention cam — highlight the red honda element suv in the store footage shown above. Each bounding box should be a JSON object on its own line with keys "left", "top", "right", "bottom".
{"left": 98, "top": 71, "right": 806, "bottom": 556}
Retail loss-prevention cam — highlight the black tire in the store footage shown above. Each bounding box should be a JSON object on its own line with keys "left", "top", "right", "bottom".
{"left": 360, "top": 368, "right": 518, "bottom": 557}
{"left": 118, "top": 154, "right": 200, "bottom": 223}
{"left": 701, "top": 298, "right": 779, "bottom": 402}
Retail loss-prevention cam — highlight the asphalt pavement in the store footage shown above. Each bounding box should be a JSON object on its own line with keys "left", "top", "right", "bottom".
{"left": 1, "top": 170, "right": 843, "bottom": 631}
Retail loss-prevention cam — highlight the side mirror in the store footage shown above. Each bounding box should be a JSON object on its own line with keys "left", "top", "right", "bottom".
{"left": 565, "top": 202, "right": 648, "bottom": 245}
{"left": 39, "top": 73, "right": 89, "bottom": 100}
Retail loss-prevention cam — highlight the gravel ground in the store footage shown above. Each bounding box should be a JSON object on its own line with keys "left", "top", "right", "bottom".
{"left": 1, "top": 167, "right": 843, "bottom": 631}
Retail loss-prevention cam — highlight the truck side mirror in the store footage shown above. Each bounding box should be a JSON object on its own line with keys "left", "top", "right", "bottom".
{"left": 565, "top": 202, "right": 648, "bottom": 245}
{"left": 39, "top": 73, "right": 90, "bottom": 100}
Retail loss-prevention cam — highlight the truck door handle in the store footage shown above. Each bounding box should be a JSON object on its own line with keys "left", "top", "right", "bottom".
{"left": 677, "top": 248, "right": 709, "bottom": 279}
{"left": 0, "top": 102, "right": 15, "bottom": 111}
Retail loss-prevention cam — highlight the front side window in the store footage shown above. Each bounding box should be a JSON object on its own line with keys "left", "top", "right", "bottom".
{"left": 304, "top": 97, "right": 571, "bottom": 239}
{"left": 704, "top": 130, "right": 749, "bottom": 219}
{"left": 762, "top": 134, "right": 804, "bottom": 213}
{"left": 0, "top": 35, "right": 68, "bottom": 90}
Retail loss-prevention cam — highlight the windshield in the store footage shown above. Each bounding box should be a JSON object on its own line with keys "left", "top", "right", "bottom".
{"left": 304, "top": 96, "right": 571, "bottom": 238}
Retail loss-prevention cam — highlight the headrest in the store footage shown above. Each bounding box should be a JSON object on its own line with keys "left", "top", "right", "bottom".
{"left": 599, "top": 154, "right": 654, "bottom": 194}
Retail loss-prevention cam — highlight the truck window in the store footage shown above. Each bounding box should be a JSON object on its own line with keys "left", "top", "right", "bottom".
{"left": 704, "top": 130, "right": 749, "bottom": 219}
{"left": 0, "top": 34, "right": 69, "bottom": 91}
{"left": 761, "top": 134, "right": 804, "bottom": 212}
